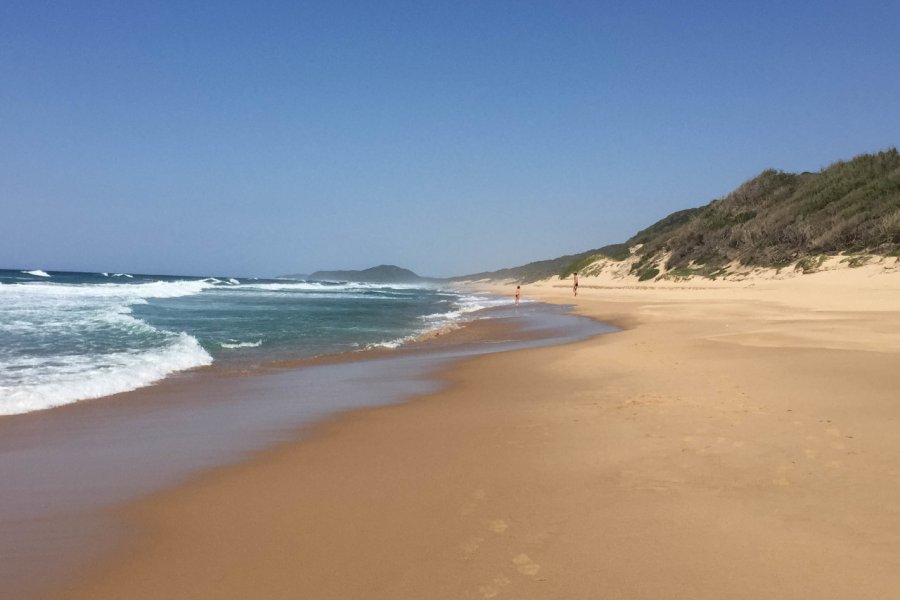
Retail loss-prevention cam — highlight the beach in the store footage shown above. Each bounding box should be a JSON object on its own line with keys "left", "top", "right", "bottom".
{"left": 40, "top": 263, "right": 900, "bottom": 598}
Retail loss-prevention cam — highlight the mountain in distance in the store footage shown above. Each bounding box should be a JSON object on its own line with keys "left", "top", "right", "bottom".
{"left": 458, "top": 148, "right": 900, "bottom": 282}
{"left": 283, "top": 264, "right": 428, "bottom": 284}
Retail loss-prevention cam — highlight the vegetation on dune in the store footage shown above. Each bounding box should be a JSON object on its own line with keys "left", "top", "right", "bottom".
{"left": 457, "top": 148, "right": 900, "bottom": 283}
{"left": 625, "top": 149, "right": 900, "bottom": 277}
{"left": 557, "top": 244, "right": 630, "bottom": 279}
{"left": 637, "top": 267, "right": 660, "bottom": 281}
{"left": 451, "top": 243, "right": 629, "bottom": 284}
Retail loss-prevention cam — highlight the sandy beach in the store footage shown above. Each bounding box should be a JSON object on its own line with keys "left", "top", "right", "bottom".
{"left": 44, "top": 262, "right": 900, "bottom": 599}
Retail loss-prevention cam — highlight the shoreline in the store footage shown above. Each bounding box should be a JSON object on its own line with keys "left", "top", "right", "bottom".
{"left": 1, "top": 300, "right": 610, "bottom": 600}
{"left": 23, "top": 266, "right": 900, "bottom": 598}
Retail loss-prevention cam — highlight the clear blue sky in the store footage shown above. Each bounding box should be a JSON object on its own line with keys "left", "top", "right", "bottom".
{"left": 2, "top": 1, "right": 898, "bottom": 277}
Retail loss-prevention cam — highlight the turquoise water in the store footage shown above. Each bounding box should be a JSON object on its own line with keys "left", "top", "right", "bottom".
{"left": 0, "top": 269, "right": 507, "bottom": 415}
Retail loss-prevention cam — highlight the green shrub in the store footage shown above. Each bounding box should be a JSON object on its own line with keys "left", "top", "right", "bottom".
{"left": 637, "top": 267, "right": 659, "bottom": 281}
{"left": 795, "top": 255, "right": 826, "bottom": 273}
{"left": 669, "top": 266, "right": 695, "bottom": 277}
{"left": 625, "top": 149, "right": 900, "bottom": 272}
{"left": 845, "top": 255, "right": 871, "bottom": 268}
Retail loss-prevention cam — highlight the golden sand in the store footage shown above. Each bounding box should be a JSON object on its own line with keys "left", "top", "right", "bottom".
{"left": 48, "top": 263, "right": 900, "bottom": 599}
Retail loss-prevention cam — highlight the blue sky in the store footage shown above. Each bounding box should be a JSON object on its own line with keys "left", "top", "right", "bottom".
{"left": 2, "top": 1, "right": 898, "bottom": 277}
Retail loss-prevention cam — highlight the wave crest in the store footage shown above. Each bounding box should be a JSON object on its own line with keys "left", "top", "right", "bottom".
{"left": 0, "top": 279, "right": 213, "bottom": 300}
{"left": 219, "top": 339, "right": 263, "bottom": 349}
{"left": 0, "top": 333, "right": 213, "bottom": 415}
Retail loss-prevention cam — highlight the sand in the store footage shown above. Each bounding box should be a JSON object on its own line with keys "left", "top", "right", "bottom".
{"left": 46, "top": 262, "right": 900, "bottom": 599}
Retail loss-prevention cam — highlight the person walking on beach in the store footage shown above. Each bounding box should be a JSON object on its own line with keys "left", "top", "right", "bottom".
{"left": 573, "top": 272, "right": 579, "bottom": 297}
{"left": 515, "top": 285, "right": 521, "bottom": 305}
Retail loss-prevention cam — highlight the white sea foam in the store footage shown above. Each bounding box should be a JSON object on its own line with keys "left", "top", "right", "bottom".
{"left": 0, "top": 333, "right": 213, "bottom": 416}
{"left": 22, "top": 269, "right": 50, "bottom": 277}
{"left": 369, "top": 292, "right": 508, "bottom": 352}
{"left": 0, "top": 279, "right": 213, "bottom": 301}
{"left": 0, "top": 278, "right": 503, "bottom": 414}
{"left": 365, "top": 336, "right": 415, "bottom": 350}
{"left": 416, "top": 292, "right": 508, "bottom": 326}
{"left": 235, "top": 281, "right": 331, "bottom": 291}
{"left": 239, "top": 281, "right": 428, "bottom": 292}
{"left": 219, "top": 339, "right": 263, "bottom": 349}
{"left": 0, "top": 279, "right": 220, "bottom": 414}
{"left": 453, "top": 292, "right": 512, "bottom": 314}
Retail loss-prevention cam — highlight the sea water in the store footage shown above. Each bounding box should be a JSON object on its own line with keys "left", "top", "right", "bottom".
{"left": 0, "top": 269, "right": 507, "bottom": 415}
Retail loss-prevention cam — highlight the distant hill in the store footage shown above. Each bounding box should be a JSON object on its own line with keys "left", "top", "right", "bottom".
{"left": 459, "top": 148, "right": 900, "bottom": 282}
{"left": 449, "top": 244, "right": 629, "bottom": 283}
{"left": 304, "top": 264, "right": 426, "bottom": 284}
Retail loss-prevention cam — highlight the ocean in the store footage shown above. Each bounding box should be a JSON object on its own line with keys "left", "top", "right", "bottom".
{"left": 0, "top": 268, "right": 507, "bottom": 415}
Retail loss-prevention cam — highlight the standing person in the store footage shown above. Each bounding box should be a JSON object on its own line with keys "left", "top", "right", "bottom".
{"left": 514, "top": 285, "right": 521, "bottom": 305}
{"left": 573, "top": 272, "right": 579, "bottom": 297}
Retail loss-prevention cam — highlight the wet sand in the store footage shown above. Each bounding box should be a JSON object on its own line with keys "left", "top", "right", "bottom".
{"left": 32, "top": 266, "right": 900, "bottom": 598}
{"left": 1, "top": 302, "right": 608, "bottom": 600}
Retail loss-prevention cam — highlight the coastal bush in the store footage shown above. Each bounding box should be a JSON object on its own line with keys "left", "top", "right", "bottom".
{"left": 559, "top": 255, "right": 602, "bottom": 279}
{"left": 455, "top": 148, "right": 900, "bottom": 283}
{"left": 665, "top": 265, "right": 706, "bottom": 279}
{"left": 637, "top": 267, "right": 659, "bottom": 281}
{"left": 558, "top": 244, "right": 631, "bottom": 279}
{"left": 795, "top": 255, "right": 826, "bottom": 274}
{"left": 704, "top": 267, "right": 730, "bottom": 280}
{"left": 626, "top": 149, "right": 900, "bottom": 273}
{"left": 843, "top": 254, "right": 872, "bottom": 268}
{"left": 451, "top": 242, "right": 634, "bottom": 283}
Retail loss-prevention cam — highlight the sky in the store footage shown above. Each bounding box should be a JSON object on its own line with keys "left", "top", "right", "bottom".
{"left": 2, "top": 1, "right": 899, "bottom": 278}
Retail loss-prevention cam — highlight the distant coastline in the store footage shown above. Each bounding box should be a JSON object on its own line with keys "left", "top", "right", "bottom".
{"left": 281, "top": 264, "right": 432, "bottom": 284}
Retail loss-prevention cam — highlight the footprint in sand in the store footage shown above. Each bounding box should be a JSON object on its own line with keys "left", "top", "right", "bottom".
{"left": 460, "top": 488, "right": 487, "bottom": 516}
{"left": 512, "top": 553, "right": 541, "bottom": 577}
{"left": 773, "top": 465, "right": 792, "bottom": 486}
{"left": 478, "top": 576, "right": 510, "bottom": 599}
{"left": 461, "top": 536, "right": 484, "bottom": 558}
{"left": 489, "top": 519, "right": 509, "bottom": 534}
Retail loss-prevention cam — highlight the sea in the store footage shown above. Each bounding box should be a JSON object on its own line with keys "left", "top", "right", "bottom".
{"left": 0, "top": 268, "right": 507, "bottom": 416}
